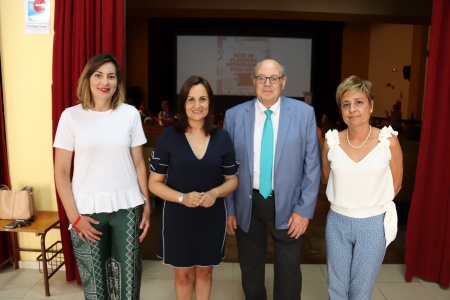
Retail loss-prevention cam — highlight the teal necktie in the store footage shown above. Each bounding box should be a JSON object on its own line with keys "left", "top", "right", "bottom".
{"left": 260, "top": 110, "right": 273, "bottom": 199}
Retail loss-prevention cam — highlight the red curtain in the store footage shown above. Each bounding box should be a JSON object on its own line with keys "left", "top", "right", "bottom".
{"left": 0, "top": 59, "right": 13, "bottom": 268}
{"left": 405, "top": 0, "right": 450, "bottom": 288}
{"left": 52, "top": 0, "right": 124, "bottom": 283}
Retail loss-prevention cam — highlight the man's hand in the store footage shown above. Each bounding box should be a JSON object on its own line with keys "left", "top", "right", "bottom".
{"left": 226, "top": 215, "right": 238, "bottom": 235}
{"left": 287, "top": 212, "right": 309, "bottom": 239}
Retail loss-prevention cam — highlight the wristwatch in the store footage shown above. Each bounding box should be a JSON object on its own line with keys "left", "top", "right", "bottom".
{"left": 178, "top": 193, "right": 184, "bottom": 203}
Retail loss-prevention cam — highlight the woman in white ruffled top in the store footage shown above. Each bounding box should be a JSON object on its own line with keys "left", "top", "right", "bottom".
{"left": 322, "top": 75, "right": 403, "bottom": 300}
{"left": 54, "top": 53, "right": 150, "bottom": 299}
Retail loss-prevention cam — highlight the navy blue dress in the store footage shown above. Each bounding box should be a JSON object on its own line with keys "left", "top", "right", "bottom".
{"left": 150, "top": 127, "right": 238, "bottom": 267}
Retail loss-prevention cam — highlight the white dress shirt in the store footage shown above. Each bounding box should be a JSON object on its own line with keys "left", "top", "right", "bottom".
{"left": 253, "top": 98, "right": 280, "bottom": 190}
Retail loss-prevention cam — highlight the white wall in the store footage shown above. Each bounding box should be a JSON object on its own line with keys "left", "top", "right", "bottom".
{"left": 0, "top": 0, "right": 60, "bottom": 261}
{"left": 368, "top": 24, "right": 413, "bottom": 118}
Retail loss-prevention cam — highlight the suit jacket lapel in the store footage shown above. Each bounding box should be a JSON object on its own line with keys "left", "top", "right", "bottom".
{"left": 244, "top": 100, "right": 256, "bottom": 176}
{"left": 275, "top": 96, "right": 290, "bottom": 173}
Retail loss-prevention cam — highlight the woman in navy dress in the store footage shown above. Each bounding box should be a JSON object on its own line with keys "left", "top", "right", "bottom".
{"left": 149, "top": 75, "right": 239, "bottom": 300}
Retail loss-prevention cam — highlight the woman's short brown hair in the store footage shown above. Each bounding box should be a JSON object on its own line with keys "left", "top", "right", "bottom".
{"left": 77, "top": 53, "right": 125, "bottom": 110}
{"left": 336, "top": 75, "right": 374, "bottom": 110}
{"left": 174, "top": 75, "right": 216, "bottom": 136}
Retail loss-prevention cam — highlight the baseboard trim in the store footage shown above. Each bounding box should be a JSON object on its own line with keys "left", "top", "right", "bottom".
{"left": 18, "top": 260, "right": 66, "bottom": 271}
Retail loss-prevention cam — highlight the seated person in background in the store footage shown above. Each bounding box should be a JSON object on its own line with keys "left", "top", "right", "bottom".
{"left": 370, "top": 117, "right": 383, "bottom": 129}
{"left": 157, "top": 100, "right": 176, "bottom": 126}
{"left": 213, "top": 113, "right": 224, "bottom": 128}
{"left": 385, "top": 101, "right": 403, "bottom": 134}
{"left": 321, "top": 114, "right": 335, "bottom": 133}
{"left": 317, "top": 120, "right": 323, "bottom": 138}
{"left": 138, "top": 102, "right": 149, "bottom": 123}
{"left": 139, "top": 102, "right": 158, "bottom": 125}
{"left": 302, "top": 93, "right": 322, "bottom": 139}
{"left": 143, "top": 113, "right": 157, "bottom": 126}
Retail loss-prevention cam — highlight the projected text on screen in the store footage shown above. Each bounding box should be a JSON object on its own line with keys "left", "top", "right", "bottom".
{"left": 177, "top": 36, "right": 312, "bottom": 97}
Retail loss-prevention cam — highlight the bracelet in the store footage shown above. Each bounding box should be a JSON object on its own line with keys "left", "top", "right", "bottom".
{"left": 73, "top": 214, "right": 82, "bottom": 226}
{"left": 68, "top": 215, "right": 82, "bottom": 233}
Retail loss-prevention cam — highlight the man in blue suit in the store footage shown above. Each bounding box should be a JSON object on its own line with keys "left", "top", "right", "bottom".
{"left": 223, "top": 59, "right": 321, "bottom": 300}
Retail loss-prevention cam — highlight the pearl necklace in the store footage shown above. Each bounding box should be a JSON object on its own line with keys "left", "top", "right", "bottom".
{"left": 347, "top": 125, "right": 372, "bottom": 149}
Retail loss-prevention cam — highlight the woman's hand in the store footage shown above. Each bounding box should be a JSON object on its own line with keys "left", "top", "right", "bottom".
{"left": 183, "top": 192, "right": 203, "bottom": 208}
{"left": 197, "top": 190, "right": 218, "bottom": 208}
{"left": 139, "top": 205, "right": 151, "bottom": 242}
{"left": 75, "top": 216, "right": 102, "bottom": 242}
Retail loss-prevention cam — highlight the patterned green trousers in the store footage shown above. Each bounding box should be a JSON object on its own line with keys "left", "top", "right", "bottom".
{"left": 70, "top": 206, "right": 143, "bottom": 300}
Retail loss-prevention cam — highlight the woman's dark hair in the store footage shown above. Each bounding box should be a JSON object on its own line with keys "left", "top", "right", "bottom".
{"left": 77, "top": 53, "right": 125, "bottom": 110}
{"left": 174, "top": 75, "right": 216, "bottom": 135}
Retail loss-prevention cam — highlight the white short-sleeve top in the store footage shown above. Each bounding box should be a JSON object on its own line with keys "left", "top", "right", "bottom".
{"left": 325, "top": 126, "right": 398, "bottom": 246}
{"left": 53, "top": 103, "right": 147, "bottom": 214}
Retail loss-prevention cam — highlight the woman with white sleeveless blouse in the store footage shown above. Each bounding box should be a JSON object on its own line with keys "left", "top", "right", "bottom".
{"left": 321, "top": 75, "right": 403, "bottom": 300}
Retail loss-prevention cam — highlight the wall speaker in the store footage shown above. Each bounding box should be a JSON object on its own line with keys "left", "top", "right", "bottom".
{"left": 403, "top": 65, "right": 411, "bottom": 80}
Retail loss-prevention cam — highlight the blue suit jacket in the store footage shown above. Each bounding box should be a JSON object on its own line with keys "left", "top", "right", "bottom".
{"left": 223, "top": 96, "right": 321, "bottom": 232}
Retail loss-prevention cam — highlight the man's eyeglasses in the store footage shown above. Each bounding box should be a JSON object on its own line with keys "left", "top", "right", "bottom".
{"left": 254, "top": 75, "right": 285, "bottom": 84}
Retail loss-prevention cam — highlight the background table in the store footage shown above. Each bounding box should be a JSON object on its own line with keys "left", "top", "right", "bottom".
{"left": 0, "top": 211, "right": 64, "bottom": 296}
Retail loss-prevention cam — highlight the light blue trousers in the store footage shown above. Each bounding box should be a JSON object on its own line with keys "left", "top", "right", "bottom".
{"left": 326, "top": 209, "right": 386, "bottom": 300}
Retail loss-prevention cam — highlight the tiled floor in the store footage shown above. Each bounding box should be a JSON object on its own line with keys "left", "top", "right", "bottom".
{"left": 0, "top": 261, "right": 449, "bottom": 299}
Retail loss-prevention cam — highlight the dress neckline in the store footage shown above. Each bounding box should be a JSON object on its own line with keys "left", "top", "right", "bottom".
{"left": 184, "top": 134, "right": 211, "bottom": 160}
{"left": 337, "top": 144, "right": 379, "bottom": 163}
{"left": 326, "top": 126, "right": 397, "bottom": 164}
